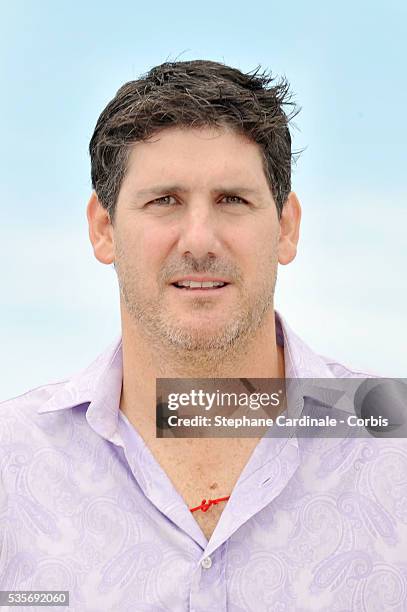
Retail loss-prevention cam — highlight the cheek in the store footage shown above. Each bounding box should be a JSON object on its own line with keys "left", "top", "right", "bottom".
{"left": 141, "top": 229, "right": 175, "bottom": 278}
{"left": 249, "top": 238, "right": 278, "bottom": 290}
{"left": 119, "top": 224, "right": 174, "bottom": 285}
{"left": 230, "top": 225, "right": 277, "bottom": 270}
{"left": 118, "top": 223, "right": 161, "bottom": 257}
{"left": 255, "top": 223, "right": 279, "bottom": 254}
{"left": 139, "top": 220, "right": 176, "bottom": 251}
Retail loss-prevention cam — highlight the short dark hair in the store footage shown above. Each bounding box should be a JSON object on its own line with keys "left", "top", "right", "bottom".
{"left": 89, "top": 59, "right": 300, "bottom": 222}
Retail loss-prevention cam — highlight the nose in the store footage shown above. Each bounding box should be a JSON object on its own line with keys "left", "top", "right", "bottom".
{"left": 176, "top": 200, "right": 221, "bottom": 259}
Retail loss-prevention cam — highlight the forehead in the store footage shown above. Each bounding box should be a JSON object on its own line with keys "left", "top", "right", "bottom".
{"left": 124, "top": 125, "right": 268, "bottom": 185}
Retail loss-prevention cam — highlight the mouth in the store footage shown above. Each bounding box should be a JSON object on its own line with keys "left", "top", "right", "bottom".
{"left": 170, "top": 280, "right": 231, "bottom": 293}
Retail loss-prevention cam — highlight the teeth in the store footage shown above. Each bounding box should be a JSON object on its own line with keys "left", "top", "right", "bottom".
{"left": 175, "top": 280, "right": 226, "bottom": 288}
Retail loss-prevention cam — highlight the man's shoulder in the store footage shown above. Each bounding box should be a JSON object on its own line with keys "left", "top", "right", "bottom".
{"left": 0, "top": 379, "right": 69, "bottom": 419}
{"left": 320, "top": 355, "right": 379, "bottom": 379}
{"left": 0, "top": 336, "right": 122, "bottom": 421}
{"left": 276, "top": 311, "right": 381, "bottom": 379}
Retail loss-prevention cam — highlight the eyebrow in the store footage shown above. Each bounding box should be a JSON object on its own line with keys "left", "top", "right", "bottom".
{"left": 133, "top": 185, "right": 263, "bottom": 200}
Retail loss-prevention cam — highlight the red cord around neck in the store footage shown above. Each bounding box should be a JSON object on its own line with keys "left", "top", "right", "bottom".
{"left": 190, "top": 496, "right": 230, "bottom": 513}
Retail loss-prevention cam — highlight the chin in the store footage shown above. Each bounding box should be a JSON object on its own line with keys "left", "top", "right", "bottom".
{"left": 163, "top": 318, "right": 245, "bottom": 351}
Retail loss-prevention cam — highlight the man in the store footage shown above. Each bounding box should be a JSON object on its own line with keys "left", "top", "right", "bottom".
{"left": 1, "top": 60, "right": 406, "bottom": 611}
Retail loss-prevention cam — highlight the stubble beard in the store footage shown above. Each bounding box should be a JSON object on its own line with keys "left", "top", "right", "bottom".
{"left": 114, "top": 250, "right": 278, "bottom": 373}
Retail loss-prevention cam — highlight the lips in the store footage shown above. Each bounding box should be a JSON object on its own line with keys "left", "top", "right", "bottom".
{"left": 170, "top": 280, "right": 231, "bottom": 294}
{"left": 171, "top": 275, "right": 229, "bottom": 282}
{"left": 173, "top": 280, "right": 228, "bottom": 289}
{"left": 171, "top": 284, "right": 229, "bottom": 290}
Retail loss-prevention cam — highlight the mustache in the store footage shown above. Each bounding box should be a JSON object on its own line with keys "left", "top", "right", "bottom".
{"left": 160, "top": 257, "right": 242, "bottom": 283}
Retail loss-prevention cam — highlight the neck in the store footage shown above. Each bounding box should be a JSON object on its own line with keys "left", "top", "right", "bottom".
{"left": 119, "top": 305, "right": 285, "bottom": 436}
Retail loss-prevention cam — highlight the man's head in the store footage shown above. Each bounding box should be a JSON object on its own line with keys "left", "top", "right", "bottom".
{"left": 87, "top": 60, "right": 301, "bottom": 361}
{"left": 89, "top": 59, "right": 299, "bottom": 224}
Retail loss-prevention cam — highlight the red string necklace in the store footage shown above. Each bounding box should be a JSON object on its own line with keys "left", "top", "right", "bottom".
{"left": 190, "top": 495, "right": 230, "bottom": 513}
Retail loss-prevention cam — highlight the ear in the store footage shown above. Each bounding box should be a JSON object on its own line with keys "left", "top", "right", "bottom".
{"left": 86, "top": 191, "right": 114, "bottom": 265}
{"left": 278, "top": 191, "right": 301, "bottom": 265}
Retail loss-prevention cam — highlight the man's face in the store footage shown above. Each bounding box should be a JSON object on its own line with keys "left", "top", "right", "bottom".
{"left": 112, "top": 126, "right": 281, "bottom": 352}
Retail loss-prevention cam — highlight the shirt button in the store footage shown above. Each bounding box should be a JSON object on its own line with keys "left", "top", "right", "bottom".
{"left": 201, "top": 556, "right": 212, "bottom": 569}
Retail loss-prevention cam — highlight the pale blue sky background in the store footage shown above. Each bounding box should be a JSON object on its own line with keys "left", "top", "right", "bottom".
{"left": 1, "top": 0, "right": 406, "bottom": 399}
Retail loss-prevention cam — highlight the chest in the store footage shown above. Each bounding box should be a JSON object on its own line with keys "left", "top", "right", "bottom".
{"left": 159, "top": 460, "right": 235, "bottom": 540}
{"left": 177, "top": 476, "right": 233, "bottom": 540}
{"left": 145, "top": 438, "right": 260, "bottom": 540}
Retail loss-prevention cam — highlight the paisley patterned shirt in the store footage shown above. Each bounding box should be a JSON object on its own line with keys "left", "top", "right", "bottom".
{"left": 1, "top": 311, "right": 406, "bottom": 611}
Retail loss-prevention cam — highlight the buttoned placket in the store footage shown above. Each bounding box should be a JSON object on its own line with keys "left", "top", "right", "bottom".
{"left": 113, "top": 407, "right": 301, "bottom": 611}
{"left": 189, "top": 542, "right": 228, "bottom": 612}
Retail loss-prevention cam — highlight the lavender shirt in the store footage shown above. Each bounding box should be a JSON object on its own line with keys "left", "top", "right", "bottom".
{"left": 1, "top": 311, "right": 406, "bottom": 611}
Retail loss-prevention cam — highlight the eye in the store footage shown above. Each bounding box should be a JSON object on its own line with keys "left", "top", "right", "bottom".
{"left": 150, "top": 195, "right": 177, "bottom": 206}
{"left": 221, "top": 195, "right": 248, "bottom": 205}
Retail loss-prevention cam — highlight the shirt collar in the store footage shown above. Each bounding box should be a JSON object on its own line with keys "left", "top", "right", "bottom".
{"left": 37, "top": 336, "right": 124, "bottom": 440}
{"left": 37, "top": 310, "right": 349, "bottom": 431}
{"left": 276, "top": 310, "right": 351, "bottom": 411}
